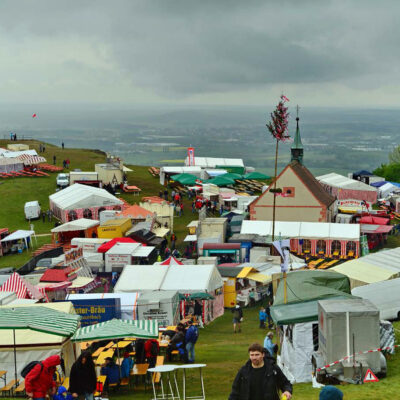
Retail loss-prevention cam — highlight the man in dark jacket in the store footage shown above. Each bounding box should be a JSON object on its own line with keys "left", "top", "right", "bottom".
{"left": 229, "top": 343, "right": 292, "bottom": 400}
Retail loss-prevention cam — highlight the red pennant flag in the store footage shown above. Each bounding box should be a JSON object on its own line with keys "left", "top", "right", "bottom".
{"left": 32, "top": 113, "right": 37, "bottom": 118}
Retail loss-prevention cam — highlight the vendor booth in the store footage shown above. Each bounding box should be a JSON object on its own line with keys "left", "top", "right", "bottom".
{"left": 136, "top": 290, "right": 180, "bottom": 327}
{"left": 51, "top": 218, "right": 100, "bottom": 244}
{"left": 97, "top": 218, "right": 132, "bottom": 239}
{"left": 270, "top": 270, "right": 354, "bottom": 383}
{"left": 0, "top": 303, "right": 80, "bottom": 380}
{"left": 114, "top": 264, "right": 224, "bottom": 324}
{"left": 317, "top": 172, "right": 378, "bottom": 209}
{"left": 0, "top": 230, "right": 36, "bottom": 253}
{"left": 0, "top": 272, "right": 46, "bottom": 302}
{"left": 241, "top": 220, "right": 360, "bottom": 259}
{"left": 49, "top": 183, "right": 123, "bottom": 223}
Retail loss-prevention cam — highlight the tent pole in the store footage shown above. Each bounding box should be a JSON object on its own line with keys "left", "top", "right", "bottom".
{"left": 13, "top": 329, "right": 18, "bottom": 385}
{"left": 116, "top": 341, "right": 121, "bottom": 378}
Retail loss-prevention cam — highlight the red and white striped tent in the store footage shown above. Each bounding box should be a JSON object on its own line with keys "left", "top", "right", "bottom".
{"left": 160, "top": 256, "right": 183, "bottom": 266}
{"left": 0, "top": 272, "right": 47, "bottom": 302}
{"left": 16, "top": 154, "right": 47, "bottom": 166}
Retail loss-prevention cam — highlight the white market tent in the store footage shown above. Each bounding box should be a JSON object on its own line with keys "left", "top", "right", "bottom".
{"left": 0, "top": 302, "right": 79, "bottom": 379}
{"left": 316, "top": 172, "right": 378, "bottom": 192}
{"left": 241, "top": 220, "right": 360, "bottom": 241}
{"left": 51, "top": 218, "right": 99, "bottom": 233}
{"left": 0, "top": 149, "right": 38, "bottom": 159}
{"left": 114, "top": 264, "right": 223, "bottom": 294}
{"left": 184, "top": 157, "right": 244, "bottom": 168}
{"left": 331, "top": 247, "right": 400, "bottom": 288}
{"left": 379, "top": 182, "right": 399, "bottom": 198}
{"left": 49, "top": 183, "right": 123, "bottom": 211}
{"left": 0, "top": 230, "right": 36, "bottom": 250}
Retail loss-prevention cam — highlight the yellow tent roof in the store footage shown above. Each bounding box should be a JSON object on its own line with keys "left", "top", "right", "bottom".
{"left": 237, "top": 267, "right": 270, "bottom": 284}
{"left": 331, "top": 260, "right": 398, "bottom": 284}
{"left": 0, "top": 302, "right": 76, "bottom": 347}
{"left": 246, "top": 272, "right": 271, "bottom": 284}
{"left": 237, "top": 267, "right": 255, "bottom": 279}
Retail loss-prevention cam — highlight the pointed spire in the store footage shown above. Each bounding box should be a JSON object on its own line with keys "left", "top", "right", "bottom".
{"left": 291, "top": 105, "right": 304, "bottom": 164}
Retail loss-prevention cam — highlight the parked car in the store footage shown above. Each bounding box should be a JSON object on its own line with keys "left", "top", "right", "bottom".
{"left": 57, "top": 173, "right": 69, "bottom": 188}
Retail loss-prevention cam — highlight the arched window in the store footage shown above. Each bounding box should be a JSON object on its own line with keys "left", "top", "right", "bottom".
{"left": 303, "top": 239, "right": 311, "bottom": 253}
{"left": 83, "top": 209, "right": 93, "bottom": 219}
{"left": 68, "top": 210, "right": 78, "bottom": 221}
{"left": 346, "top": 241, "right": 357, "bottom": 257}
{"left": 332, "top": 240, "right": 341, "bottom": 256}
{"left": 316, "top": 240, "right": 326, "bottom": 255}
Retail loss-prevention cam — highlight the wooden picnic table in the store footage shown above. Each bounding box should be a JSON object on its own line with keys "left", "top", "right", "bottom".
{"left": 111, "top": 340, "right": 134, "bottom": 349}
{"left": 92, "top": 346, "right": 106, "bottom": 358}
{"left": 131, "top": 363, "right": 149, "bottom": 377}
{"left": 96, "top": 349, "right": 115, "bottom": 365}
{"left": 80, "top": 341, "right": 93, "bottom": 351}
{"left": 0, "top": 370, "right": 7, "bottom": 385}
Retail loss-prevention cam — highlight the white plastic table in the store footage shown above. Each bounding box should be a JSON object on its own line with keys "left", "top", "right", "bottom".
{"left": 175, "top": 364, "right": 207, "bottom": 400}
{"left": 148, "top": 365, "right": 180, "bottom": 400}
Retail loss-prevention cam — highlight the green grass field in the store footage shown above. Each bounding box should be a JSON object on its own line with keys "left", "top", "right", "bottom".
{"left": 1, "top": 140, "right": 400, "bottom": 399}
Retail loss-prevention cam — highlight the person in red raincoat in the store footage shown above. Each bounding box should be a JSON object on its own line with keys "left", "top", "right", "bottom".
{"left": 25, "top": 355, "right": 60, "bottom": 400}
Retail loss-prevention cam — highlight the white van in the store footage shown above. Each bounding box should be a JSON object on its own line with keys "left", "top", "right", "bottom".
{"left": 24, "top": 201, "right": 41, "bottom": 220}
{"left": 57, "top": 173, "right": 69, "bottom": 188}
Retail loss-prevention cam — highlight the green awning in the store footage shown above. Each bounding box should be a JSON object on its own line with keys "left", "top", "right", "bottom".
{"left": 203, "top": 176, "right": 235, "bottom": 187}
{"left": 220, "top": 173, "right": 243, "bottom": 180}
{"left": 171, "top": 173, "right": 199, "bottom": 185}
{"left": 0, "top": 306, "right": 80, "bottom": 337}
{"left": 271, "top": 296, "right": 356, "bottom": 325}
{"left": 179, "top": 292, "right": 215, "bottom": 300}
{"left": 207, "top": 249, "right": 237, "bottom": 254}
{"left": 72, "top": 319, "right": 158, "bottom": 342}
{"left": 243, "top": 171, "right": 271, "bottom": 180}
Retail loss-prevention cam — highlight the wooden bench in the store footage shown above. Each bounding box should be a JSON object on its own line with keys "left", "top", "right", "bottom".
{"left": 0, "top": 379, "right": 19, "bottom": 396}
{"left": 14, "top": 381, "right": 25, "bottom": 396}
{"left": 152, "top": 355, "right": 165, "bottom": 384}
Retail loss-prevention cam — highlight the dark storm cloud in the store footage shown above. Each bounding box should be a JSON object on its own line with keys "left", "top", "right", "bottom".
{"left": 0, "top": 0, "right": 398, "bottom": 100}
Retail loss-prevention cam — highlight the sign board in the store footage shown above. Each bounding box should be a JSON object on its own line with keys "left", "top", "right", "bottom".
{"left": 68, "top": 298, "right": 121, "bottom": 326}
{"left": 364, "top": 368, "right": 379, "bottom": 383}
{"left": 105, "top": 254, "right": 132, "bottom": 272}
{"left": 187, "top": 147, "right": 195, "bottom": 166}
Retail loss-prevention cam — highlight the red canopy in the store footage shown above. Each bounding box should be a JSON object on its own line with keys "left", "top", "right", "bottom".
{"left": 359, "top": 216, "right": 390, "bottom": 225}
{"left": 160, "top": 256, "right": 183, "bottom": 265}
{"left": 97, "top": 237, "right": 138, "bottom": 253}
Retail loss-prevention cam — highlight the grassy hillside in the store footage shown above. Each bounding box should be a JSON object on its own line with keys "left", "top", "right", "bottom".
{"left": 2, "top": 140, "right": 400, "bottom": 399}
{"left": 0, "top": 139, "right": 197, "bottom": 269}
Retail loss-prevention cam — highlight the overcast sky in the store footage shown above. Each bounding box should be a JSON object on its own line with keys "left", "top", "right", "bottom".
{"left": 0, "top": 0, "right": 399, "bottom": 107}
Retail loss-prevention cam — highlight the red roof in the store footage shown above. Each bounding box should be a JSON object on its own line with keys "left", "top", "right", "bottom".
{"left": 160, "top": 256, "right": 183, "bottom": 265}
{"left": 40, "top": 267, "right": 77, "bottom": 282}
{"left": 0, "top": 228, "right": 9, "bottom": 235}
{"left": 0, "top": 272, "right": 46, "bottom": 300}
{"left": 359, "top": 216, "right": 390, "bottom": 225}
{"left": 97, "top": 237, "right": 139, "bottom": 253}
{"left": 142, "top": 196, "right": 167, "bottom": 204}
{"left": 203, "top": 243, "right": 241, "bottom": 250}
{"left": 117, "top": 205, "right": 154, "bottom": 219}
